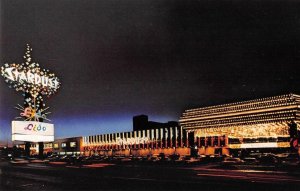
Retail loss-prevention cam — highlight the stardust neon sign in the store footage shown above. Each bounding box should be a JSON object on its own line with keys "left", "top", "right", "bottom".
{"left": 3, "top": 67, "right": 59, "bottom": 90}
{"left": 1, "top": 44, "right": 60, "bottom": 122}
{"left": 116, "top": 137, "right": 149, "bottom": 145}
{"left": 1, "top": 45, "right": 60, "bottom": 97}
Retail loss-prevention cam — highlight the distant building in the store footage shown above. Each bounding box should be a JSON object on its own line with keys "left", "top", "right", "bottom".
{"left": 27, "top": 137, "right": 83, "bottom": 156}
{"left": 133, "top": 114, "right": 179, "bottom": 131}
{"left": 52, "top": 137, "right": 82, "bottom": 155}
{"left": 133, "top": 115, "right": 148, "bottom": 131}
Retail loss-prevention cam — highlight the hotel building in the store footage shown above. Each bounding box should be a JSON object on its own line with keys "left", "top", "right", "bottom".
{"left": 29, "top": 94, "right": 300, "bottom": 157}
{"left": 180, "top": 94, "right": 300, "bottom": 155}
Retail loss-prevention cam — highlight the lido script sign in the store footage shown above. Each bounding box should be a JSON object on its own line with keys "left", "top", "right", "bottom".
{"left": 12, "top": 121, "right": 54, "bottom": 142}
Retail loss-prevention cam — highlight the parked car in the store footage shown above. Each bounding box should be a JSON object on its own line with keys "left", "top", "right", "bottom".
{"left": 60, "top": 155, "right": 70, "bottom": 162}
{"left": 10, "top": 157, "right": 30, "bottom": 165}
{"left": 131, "top": 156, "right": 143, "bottom": 162}
{"left": 275, "top": 153, "right": 290, "bottom": 159}
{"left": 150, "top": 156, "right": 160, "bottom": 163}
{"left": 46, "top": 154, "right": 60, "bottom": 162}
{"left": 257, "top": 154, "right": 281, "bottom": 166}
{"left": 210, "top": 155, "right": 224, "bottom": 162}
{"left": 67, "top": 155, "right": 87, "bottom": 165}
{"left": 157, "top": 153, "right": 166, "bottom": 161}
{"left": 185, "top": 157, "right": 202, "bottom": 164}
{"left": 222, "top": 157, "right": 244, "bottom": 165}
{"left": 168, "top": 154, "right": 180, "bottom": 161}
{"left": 281, "top": 153, "right": 300, "bottom": 166}
{"left": 120, "top": 157, "right": 132, "bottom": 162}
{"left": 243, "top": 157, "right": 259, "bottom": 165}
{"left": 81, "top": 156, "right": 97, "bottom": 165}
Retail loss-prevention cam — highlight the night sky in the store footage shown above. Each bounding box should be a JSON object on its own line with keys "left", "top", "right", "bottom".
{"left": 1, "top": 0, "right": 300, "bottom": 144}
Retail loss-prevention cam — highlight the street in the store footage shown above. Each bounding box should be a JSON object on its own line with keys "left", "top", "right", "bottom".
{"left": 1, "top": 161, "right": 300, "bottom": 191}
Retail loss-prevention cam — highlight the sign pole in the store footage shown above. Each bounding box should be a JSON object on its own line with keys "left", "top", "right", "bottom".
{"left": 25, "top": 142, "right": 31, "bottom": 157}
{"left": 24, "top": 93, "right": 31, "bottom": 158}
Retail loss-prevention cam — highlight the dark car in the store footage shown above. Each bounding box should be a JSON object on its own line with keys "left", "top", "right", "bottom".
{"left": 222, "top": 157, "right": 244, "bottom": 165}
{"left": 185, "top": 157, "right": 202, "bottom": 164}
{"left": 243, "top": 157, "right": 259, "bottom": 165}
{"left": 47, "top": 155, "right": 60, "bottom": 162}
{"left": 58, "top": 155, "right": 71, "bottom": 162}
{"left": 81, "top": 156, "right": 95, "bottom": 165}
{"left": 67, "top": 155, "right": 86, "bottom": 165}
{"left": 282, "top": 153, "right": 300, "bottom": 166}
{"left": 168, "top": 154, "right": 180, "bottom": 161}
{"left": 257, "top": 154, "right": 281, "bottom": 166}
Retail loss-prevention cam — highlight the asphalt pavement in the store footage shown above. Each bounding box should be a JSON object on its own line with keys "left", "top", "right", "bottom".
{"left": 1, "top": 161, "right": 300, "bottom": 191}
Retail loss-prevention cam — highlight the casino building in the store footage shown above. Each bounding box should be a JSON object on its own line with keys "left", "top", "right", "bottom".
{"left": 31, "top": 94, "right": 300, "bottom": 157}
{"left": 81, "top": 116, "right": 189, "bottom": 156}
{"left": 180, "top": 94, "right": 300, "bottom": 156}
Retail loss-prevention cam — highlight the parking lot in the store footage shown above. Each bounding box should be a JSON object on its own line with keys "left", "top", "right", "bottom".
{"left": 1, "top": 152, "right": 300, "bottom": 191}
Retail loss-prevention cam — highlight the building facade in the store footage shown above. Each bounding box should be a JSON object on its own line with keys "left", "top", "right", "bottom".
{"left": 82, "top": 125, "right": 189, "bottom": 156}
{"left": 180, "top": 94, "right": 300, "bottom": 155}
{"left": 52, "top": 137, "right": 83, "bottom": 155}
{"left": 25, "top": 94, "right": 300, "bottom": 157}
{"left": 27, "top": 137, "right": 83, "bottom": 156}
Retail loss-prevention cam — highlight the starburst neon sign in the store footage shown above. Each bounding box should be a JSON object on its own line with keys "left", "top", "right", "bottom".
{"left": 1, "top": 44, "right": 60, "bottom": 121}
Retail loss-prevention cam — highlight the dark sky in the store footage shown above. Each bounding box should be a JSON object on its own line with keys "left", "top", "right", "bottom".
{"left": 1, "top": 0, "right": 300, "bottom": 144}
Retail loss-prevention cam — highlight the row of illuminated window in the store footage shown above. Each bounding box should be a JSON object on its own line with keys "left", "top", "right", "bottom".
{"left": 196, "top": 136, "right": 226, "bottom": 147}
{"left": 227, "top": 137, "right": 290, "bottom": 144}
{"left": 185, "top": 94, "right": 293, "bottom": 113}
{"left": 182, "top": 94, "right": 297, "bottom": 115}
{"left": 83, "top": 126, "right": 184, "bottom": 145}
{"left": 181, "top": 111, "right": 295, "bottom": 127}
{"left": 183, "top": 117, "right": 293, "bottom": 130}
{"left": 52, "top": 142, "right": 77, "bottom": 149}
{"left": 181, "top": 108, "right": 298, "bottom": 126}
{"left": 183, "top": 99, "right": 293, "bottom": 116}
{"left": 181, "top": 99, "right": 296, "bottom": 119}
{"left": 182, "top": 110, "right": 295, "bottom": 126}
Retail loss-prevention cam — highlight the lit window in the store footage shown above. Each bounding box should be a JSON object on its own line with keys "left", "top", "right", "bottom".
{"left": 53, "top": 143, "right": 59, "bottom": 148}
{"left": 70, "top": 142, "right": 76, "bottom": 148}
{"left": 61, "top": 143, "right": 67, "bottom": 148}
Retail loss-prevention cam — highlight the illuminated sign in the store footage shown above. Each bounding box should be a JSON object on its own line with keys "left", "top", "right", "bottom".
{"left": 240, "top": 143, "right": 278, "bottom": 148}
{"left": 12, "top": 121, "right": 54, "bottom": 142}
{"left": 116, "top": 137, "right": 149, "bottom": 145}
{"left": 227, "top": 144, "right": 241, "bottom": 149}
{"left": 277, "top": 142, "right": 290, "bottom": 148}
{"left": 17, "top": 105, "right": 50, "bottom": 122}
{"left": 2, "top": 66, "right": 59, "bottom": 90}
{"left": 1, "top": 44, "right": 60, "bottom": 97}
{"left": 1, "top": 44, "right": 60, "bottom": 123}
{"left": 228, "top": 142, "right": 289, "bottom": 149}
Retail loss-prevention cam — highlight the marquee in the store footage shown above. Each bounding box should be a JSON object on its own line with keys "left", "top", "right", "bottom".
{"left": 12, "top": 121, "right": 54, "bottom": 142}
